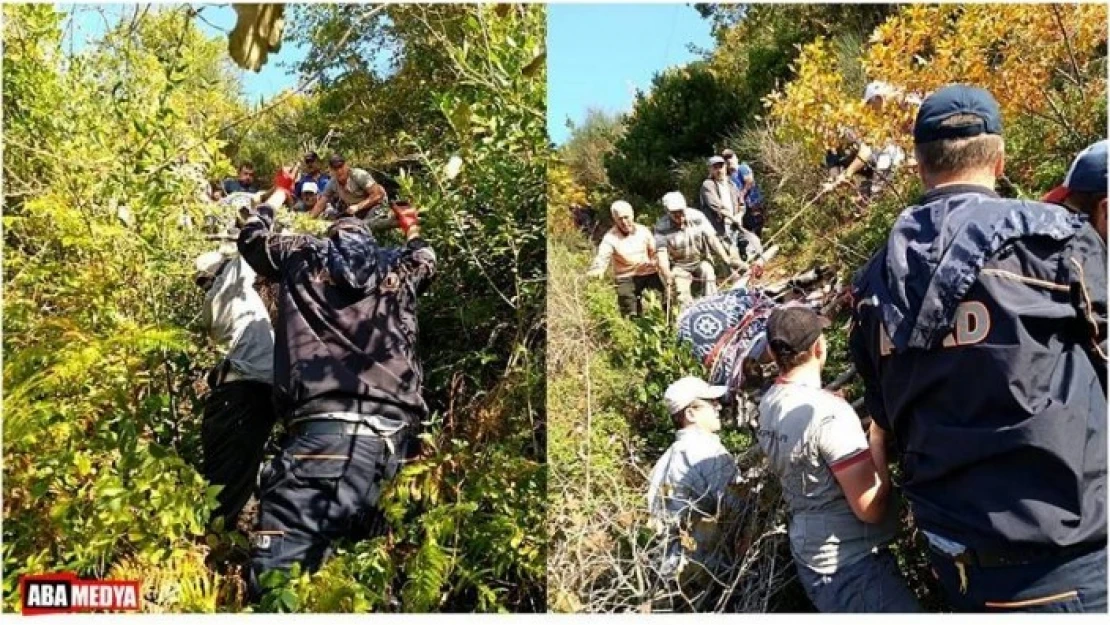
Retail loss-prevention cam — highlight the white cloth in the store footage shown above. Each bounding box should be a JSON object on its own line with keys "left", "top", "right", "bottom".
{"left": 202, "top": 256, "right": 274, "bottom": 384}
{"left": 870, "top": 142, "right": 906, "bottom": 173}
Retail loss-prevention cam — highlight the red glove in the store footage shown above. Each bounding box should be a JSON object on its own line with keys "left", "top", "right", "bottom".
{"left": 391, "top": 200, "right": 419, "bottom": 235}
{"left": 273, "top": 168, "right": 295, "bottom": 195}
{"left": 750, "top": 263, "right": 764, "bottom": 280}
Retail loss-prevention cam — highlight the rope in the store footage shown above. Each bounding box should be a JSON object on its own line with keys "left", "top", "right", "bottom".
{"left": 762, "top": 187, "right": 831, "bottom": 247}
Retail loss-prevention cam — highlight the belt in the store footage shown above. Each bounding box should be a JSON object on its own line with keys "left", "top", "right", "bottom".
{"left": 928, "top": 540, "right": 1105, "bottom": 569}
{"left": 209, "top": 360, "right": 263, "bottom": 387}
{"left": 290, "top": 420, "right": 386, "bottom": 437}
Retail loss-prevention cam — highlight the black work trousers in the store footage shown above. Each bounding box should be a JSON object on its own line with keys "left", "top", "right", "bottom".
{"left": 201, "top": 380, "right": 276, "bottom": 526}
{"left": 615, "top": 273, "right": 667, "bottom": 317}
{"left": 247, "top": 419, "right": 409, "bottom": 600}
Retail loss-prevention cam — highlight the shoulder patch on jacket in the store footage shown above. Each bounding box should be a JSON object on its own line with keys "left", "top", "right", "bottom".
{"left": 379, "top": 272, "right": 401, "bottom": 292}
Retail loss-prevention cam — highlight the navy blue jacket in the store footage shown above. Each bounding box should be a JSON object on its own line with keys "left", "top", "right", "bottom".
{"left": 850, "top": 184, "right": 1107, "bottom": 551}
{"left": 238, "top": 206, "right": 436, "bottom": 425}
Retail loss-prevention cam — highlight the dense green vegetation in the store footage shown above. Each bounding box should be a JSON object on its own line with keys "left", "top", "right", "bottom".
{"left": 548, "top": 3, "right": 1107, "bottom": 612}
{"left": 3, "top": 3, "right": 545, "bottom": 612}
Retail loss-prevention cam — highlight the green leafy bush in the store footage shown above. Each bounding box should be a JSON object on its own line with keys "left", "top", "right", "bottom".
{"left": 4, "top": 3, "right": 546, "bottom": 613}
{"left": 3, "top": 4, "right": 243, "bottom": 611}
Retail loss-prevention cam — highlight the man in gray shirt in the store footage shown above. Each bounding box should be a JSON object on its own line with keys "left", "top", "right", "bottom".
{"left": 757, "top": 305, "right": 918, "bottom": 612}
{"left": 311, "top": 153, "right": 395, "bottom": 230}
{"left": 648, "top": 376, "right": 743, "bottom": 579}
{"left": 699, "top": 155, "right": 745, "bottom": 248}
{"left": 655, "top": 191, "right": 742, "bottom": 310}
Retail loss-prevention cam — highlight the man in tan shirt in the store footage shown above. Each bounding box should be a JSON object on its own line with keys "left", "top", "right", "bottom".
{"left": 586, "top": 200, "right": 667, "bottom": 317}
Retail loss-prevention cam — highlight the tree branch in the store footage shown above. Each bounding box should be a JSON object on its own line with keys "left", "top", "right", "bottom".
{"left": 1051, "top": 3, "right": 1084, "bottom": 88}
{"left": 142, "top": 4, "right": 385, "bottom": 181}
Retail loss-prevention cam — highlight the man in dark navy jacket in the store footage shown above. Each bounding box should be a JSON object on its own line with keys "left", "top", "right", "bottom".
{"left": 237, "top": 175, "right": 434, "bottom": 600}
{"left": 849, "top": 85, "right": 1107, "bottom": 612}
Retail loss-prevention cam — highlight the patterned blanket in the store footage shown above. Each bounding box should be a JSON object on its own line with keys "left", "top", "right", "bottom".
{"left": 676, "top": 288, "right": 776, "bottom": 389}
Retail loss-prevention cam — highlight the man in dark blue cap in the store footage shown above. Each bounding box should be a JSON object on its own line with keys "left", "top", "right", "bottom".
{"left": 849, "top": 85, "right": 1106, "bottom": 612}
{"left": 236, "top": 179, "right": 434, "bottom": 600}
{"left": 1043, "top": 139, "right": 1108, "bottom": 243}
{"left": 294, "top": 151, "right": 330, "bottom": 202}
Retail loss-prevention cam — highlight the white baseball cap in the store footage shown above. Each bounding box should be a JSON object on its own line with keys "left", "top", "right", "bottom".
{"left": 301, "top": 181, "right": 318, "bottom": 195}
{"left": 863, "top": 81, "right": 894, "bottom": 103}
{"left": 194, "top": 251, "right": 226, "bottom": 278}
{"left": 664, "top": 376, "right": 728, "bottom": 415}
{"left": 662, "top": 191, "right": 687, "bottom": 212}
{"left": 610, "top": 200, "right": 633, "bottom": 217}
{"left": 707, "top": 155, "right": 726, "bottom": 166}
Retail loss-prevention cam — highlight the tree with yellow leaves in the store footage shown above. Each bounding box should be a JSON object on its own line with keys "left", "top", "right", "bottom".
{"left": 766, "top": 3, "right": 1107, "bottom": 190}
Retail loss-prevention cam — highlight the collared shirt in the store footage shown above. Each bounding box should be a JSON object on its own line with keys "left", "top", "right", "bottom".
{"left": 654, "top": 209, "right": 718, "bottom": 269}
{"left": 647, "top": 428, "right": 742, "bottom": 572}
{"left": 734, "top": 163, "right": 764, "bottom": 207}
{"left": 716, "top": 180, "right": 735, "bottom": 212}
{"left": 758, "top": 378, "right": 897, "bottom": 575}
{"left": 202, "top": 257, "right": 274, "bottom": 384}
{"left": 729, "top": 169, "right": 744, "bottom": 190}
{"left": 699, "top": 178, "right": 745, "bottom": 236}
{"left": 587, "top": 224, "right": 657, "bottom": 280}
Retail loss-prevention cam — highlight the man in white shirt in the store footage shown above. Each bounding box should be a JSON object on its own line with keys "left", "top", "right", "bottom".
{"left": 586, "top": 200, "right": 666, "bottom": 317}
{"left": 194, "top": 251, "right": 277, "bottom": 526}
{"left": 647, "top": 376, "right": 743, "bottom": 578}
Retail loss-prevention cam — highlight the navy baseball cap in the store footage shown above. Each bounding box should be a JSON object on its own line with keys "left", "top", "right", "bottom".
{"left": 1043, "top": 139, "right": 1109, "bottom": 204}
{"left": 913, "top": 84, "right": 1003, "bottom": 144}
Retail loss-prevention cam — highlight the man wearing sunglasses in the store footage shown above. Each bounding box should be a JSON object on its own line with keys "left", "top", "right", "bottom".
{"left": 647, "top": 376, "right": 742, "bottom": 581}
